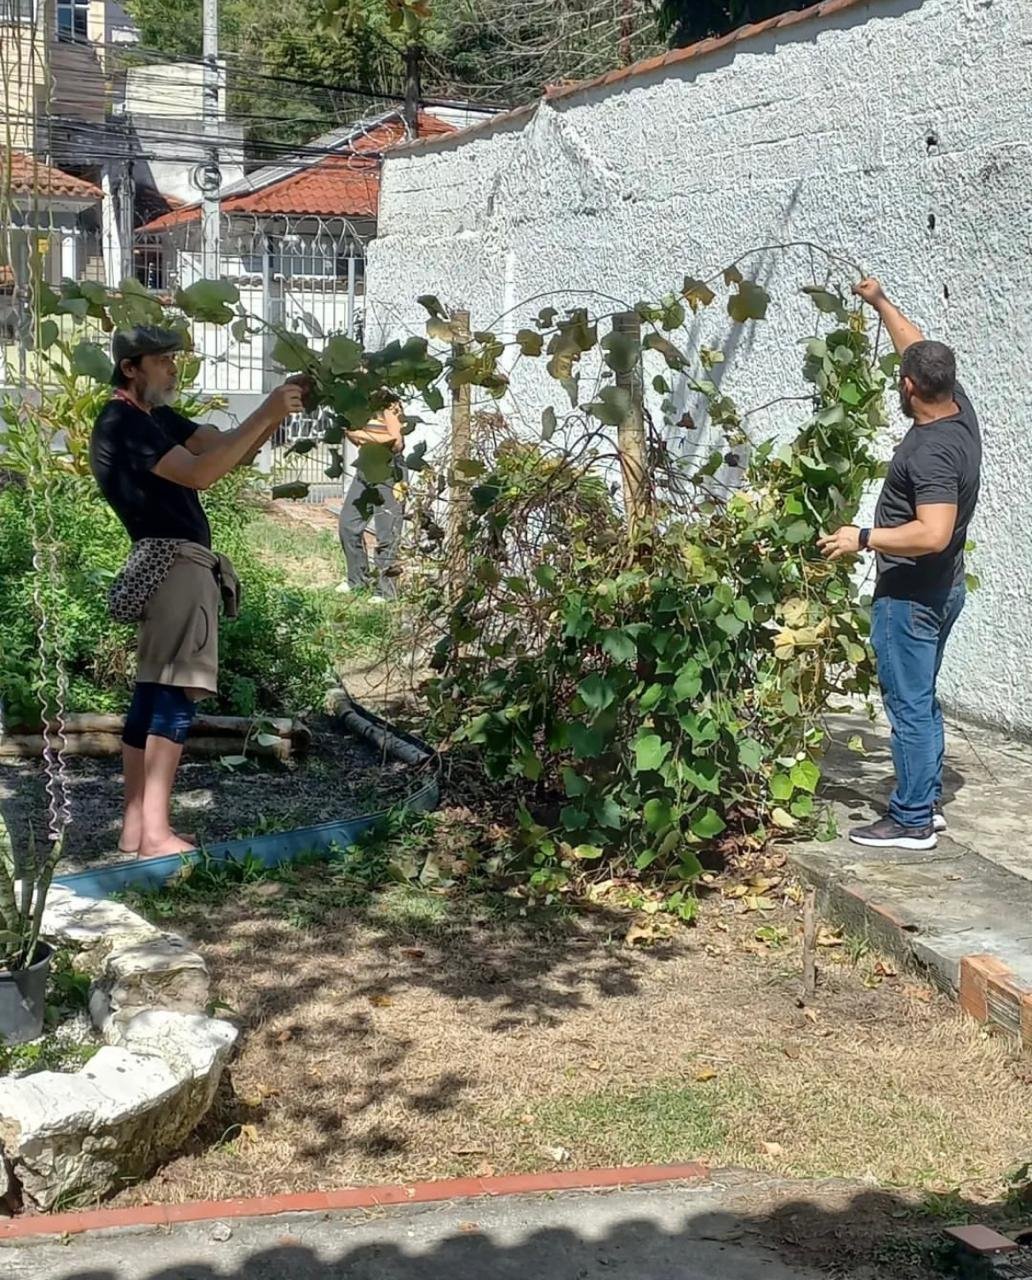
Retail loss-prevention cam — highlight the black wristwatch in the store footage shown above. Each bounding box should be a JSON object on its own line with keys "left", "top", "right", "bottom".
{"left": 858, "top": 527, "right": 872, "bottom": 552}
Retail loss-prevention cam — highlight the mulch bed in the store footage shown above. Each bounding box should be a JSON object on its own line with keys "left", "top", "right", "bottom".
{"left": 0, "top": 716, "right": 420, "bottom": 872}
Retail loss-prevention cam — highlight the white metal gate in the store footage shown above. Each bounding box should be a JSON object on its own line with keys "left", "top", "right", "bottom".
{"left": 136, "top": 211, "right": 369, "bottom": 501}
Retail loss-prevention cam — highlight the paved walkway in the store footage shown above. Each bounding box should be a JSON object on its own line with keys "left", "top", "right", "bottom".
{"left": 790, "top": 710, "right": 1032, "bottom": 1035}
{"left": 3, "top": 1185, "right": 825, "bottom": 1280}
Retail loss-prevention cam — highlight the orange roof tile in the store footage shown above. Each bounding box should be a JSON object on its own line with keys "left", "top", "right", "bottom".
{"left": 2, "top": 151, "right": 102, "bottom": 202}
{"left": 393, "top": 0, "right": 875, "bottom": 156}
{"left": 142, "top": 110, "right": 454, "bottom": 232}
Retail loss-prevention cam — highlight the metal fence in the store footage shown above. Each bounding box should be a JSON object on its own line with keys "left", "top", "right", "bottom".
{"left": 135, "top": 211, "right": 368, "bottom": 503}
{"left": 134, "top": 211, "right": 367, "bottom": 396}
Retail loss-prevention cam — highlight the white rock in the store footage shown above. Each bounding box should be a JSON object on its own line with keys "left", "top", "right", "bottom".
{"left": 41, "top": 888, "right": 163, "bottom": 976}
{"left": 94, "top": 934, "right": 210, "bottom": 1029}
{"left": 108, "top": 1010, "right": 238, "bottom": 1082}
{"left": 1, "top": 890, "right": 234, "bottom": 1211}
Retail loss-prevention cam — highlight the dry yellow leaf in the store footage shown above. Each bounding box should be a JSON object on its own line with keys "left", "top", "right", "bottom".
{"left": 816, "top": 927, "right": 843, "bottom": 947}
{"left": 695, "top": 1068, "right": 718, "bottom": 1083}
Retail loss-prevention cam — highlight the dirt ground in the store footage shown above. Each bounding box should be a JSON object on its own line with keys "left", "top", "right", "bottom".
{"left": 110, "top": 823, "right": 1030, "bottom": 1247}
{"left": 0, "top": 717, "right": 421, "bottom": 871}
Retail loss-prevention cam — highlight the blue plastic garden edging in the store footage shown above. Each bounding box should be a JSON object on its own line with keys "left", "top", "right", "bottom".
{"left": 54, "top": 699, "right": 440, "bottom": 902}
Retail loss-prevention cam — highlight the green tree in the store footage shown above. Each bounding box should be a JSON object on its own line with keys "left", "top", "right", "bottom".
{"left": 655, "top": 0, "right": 808, "bottom": 46}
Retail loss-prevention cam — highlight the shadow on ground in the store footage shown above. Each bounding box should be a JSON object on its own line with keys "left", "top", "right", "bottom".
{"left": 34, "top": 1177, "right": 1031, "bottom": 1280}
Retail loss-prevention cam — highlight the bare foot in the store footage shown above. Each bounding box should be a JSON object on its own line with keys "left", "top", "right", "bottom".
{"left": 119, "top": 831, "right": 197, "bottom": 857}
{"left": 138, "top": 833, "right": 197, "bottom": 860}
{"left": 118, "top": 828, "right": 142, "bottom": 856}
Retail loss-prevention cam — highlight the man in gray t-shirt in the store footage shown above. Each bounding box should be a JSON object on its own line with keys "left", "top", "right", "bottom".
{"left": 818, "top": 278, "right": 981, "bottom": 852}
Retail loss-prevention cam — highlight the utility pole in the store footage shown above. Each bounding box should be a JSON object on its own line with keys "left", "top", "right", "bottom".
{"left": 201, "top": 0, "right": 221, "bottom": 278}
{"left": 402, "top": 43, "right": 421, "bottom": 139}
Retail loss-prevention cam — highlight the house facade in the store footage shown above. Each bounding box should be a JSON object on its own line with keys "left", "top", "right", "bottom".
{"left": 139, "top": 109, "right": 456, "bottom": 492}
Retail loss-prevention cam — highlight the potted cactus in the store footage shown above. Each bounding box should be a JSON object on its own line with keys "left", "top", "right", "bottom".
{"left": 0, "top": 813, "right": 61, "bottom": 1045}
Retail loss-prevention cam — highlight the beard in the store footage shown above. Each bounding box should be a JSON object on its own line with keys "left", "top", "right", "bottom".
{"left": 899, "top": 385, "right": 915, "bottom": 419}
{"left": 143, "top": 383, "right": 177, "bottom": 409}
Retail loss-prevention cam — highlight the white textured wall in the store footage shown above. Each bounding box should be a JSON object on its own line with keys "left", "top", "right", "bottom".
{"left": 368, "top": 0, "right": 1032, "bottom": 734}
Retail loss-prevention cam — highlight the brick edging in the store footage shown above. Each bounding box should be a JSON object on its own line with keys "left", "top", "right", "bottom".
{"left": 0, "top": 1163, "right": 709, "bottom": 1241}
{"left": 959, "top": 954, "right": 1032, "bottom": 1046}
{"left": 792, "top": 851, "right": 1032, "bottom": 1050}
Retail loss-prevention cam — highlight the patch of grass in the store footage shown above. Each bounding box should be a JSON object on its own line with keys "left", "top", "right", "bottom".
{"left": 919, "top": 1188, "right": 975, "bottom": 1224}
{"left": 367, "top": 883, "right": 455, "bottom": 933}
{"left": 247, "top": 509, "right": 396, "bottom": 662}
{"left": 523, "top": 1077, "right": 750, "bottom": 1166}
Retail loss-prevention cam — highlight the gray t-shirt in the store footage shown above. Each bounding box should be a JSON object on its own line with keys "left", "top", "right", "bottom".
{"left": 874, "top": 383, "right": 981, "bottom": 601}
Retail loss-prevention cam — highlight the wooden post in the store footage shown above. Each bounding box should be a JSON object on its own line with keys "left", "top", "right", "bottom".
{"left": 802, "top": 888, "right": 817, "bottom": 1001}
{"left": 612, "top": 310, "right": 648, "bottom": 535}
{"left": 448, "top": 308, "right": 473, "bottom": 574}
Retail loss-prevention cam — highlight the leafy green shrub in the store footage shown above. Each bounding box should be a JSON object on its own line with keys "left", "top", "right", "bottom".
{"left": 0, "top": 462, "right": 341, "bottom": 725}
{"left": 416, "top": 297, "right": 887, "bottom": 899}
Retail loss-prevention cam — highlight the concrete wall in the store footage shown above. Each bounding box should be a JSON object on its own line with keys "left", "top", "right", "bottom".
{"left": 367, "top": 0, "right": 1032, "bottom": 735}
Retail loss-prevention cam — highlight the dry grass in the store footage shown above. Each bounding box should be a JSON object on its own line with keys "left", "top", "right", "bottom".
{"left": 252, "top": 499, "right": 343, "bottom": 590}
{"left": 114, "top": 855, "right": 1030, "bottom": 1210}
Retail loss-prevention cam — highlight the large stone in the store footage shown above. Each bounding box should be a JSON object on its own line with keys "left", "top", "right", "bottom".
{"left": 41, "top": 886, "right": 164, "bottom": 978}
{"left": 0, "top": 888, "right": 235, "bottom": 1211}
{"left": 92, "top": 934, "right": 210, "bottom": 1029}
{"left": 0, "top": 1021, "right": 235, "bottom": 1211}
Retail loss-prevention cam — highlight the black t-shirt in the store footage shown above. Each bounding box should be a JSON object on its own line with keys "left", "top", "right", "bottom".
{"left": 874, "top": 383, "right": 981, "bottom": 601}
{"left": 89, "top": 398, "right": 211, "bottom": 547}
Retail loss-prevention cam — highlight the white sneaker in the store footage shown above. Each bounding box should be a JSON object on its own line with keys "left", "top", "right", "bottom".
{"left": 933, "top": 809, "right": 948, "bottom": 833}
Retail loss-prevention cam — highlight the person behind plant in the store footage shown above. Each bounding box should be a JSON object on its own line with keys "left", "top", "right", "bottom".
{"left": 90, "top": 326, "right": 305, "bottom": 860}
{"left": 818, "top": 278, "right": 981, "bottom": 851}
{"left": 337, "top": 396, "right": 407, "bottom": 601}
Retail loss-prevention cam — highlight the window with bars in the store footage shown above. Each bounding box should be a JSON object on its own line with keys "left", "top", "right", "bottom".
{"left": 56, "top": 0, "right": 88, "bottom": 40}
{"left": 0, "top": 0, "right": 34, "bottom": 23}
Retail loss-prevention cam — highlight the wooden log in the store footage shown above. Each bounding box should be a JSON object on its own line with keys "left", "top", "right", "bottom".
{"left": 60, "top": 712, "right": 298, "bottom": 738}
{"left": 0, "top": 733, "right": 125, "bottom": 758}
{"left": 0, "top": 732, "right": 293, "bottom": 762}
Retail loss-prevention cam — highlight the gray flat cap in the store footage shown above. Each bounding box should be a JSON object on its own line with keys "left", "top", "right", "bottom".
{"left": 110, "top": 326, "right": 184, "bottom": 383}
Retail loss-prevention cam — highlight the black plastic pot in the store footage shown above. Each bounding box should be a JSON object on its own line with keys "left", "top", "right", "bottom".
{"left": 0, "top": 942, "right": 53, "bottom": 1046}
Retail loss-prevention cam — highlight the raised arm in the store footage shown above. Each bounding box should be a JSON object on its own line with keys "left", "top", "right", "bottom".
{"left": 152, "top": 382, "right": 304, "bottom": 490}
{"left": 852, "top": 277, "right": 925, "bottom": 355}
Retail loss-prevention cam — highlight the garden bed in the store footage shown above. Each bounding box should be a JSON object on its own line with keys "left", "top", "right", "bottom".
{"left": 107, "top": 810, "right": 1029, "bottom": 1212}
{"left": 0, "top": 716, "right": 415, "bottom": 872}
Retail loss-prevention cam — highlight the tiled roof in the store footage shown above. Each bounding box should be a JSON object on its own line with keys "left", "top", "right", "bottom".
{"left": 141, "top": 111, "right": 454, "bottom": 231}
{"left": 392, "top": 0, "right": 874, "bottom": 155}
{"left": 2, "top": 151, "right": 102, "bottom": 202}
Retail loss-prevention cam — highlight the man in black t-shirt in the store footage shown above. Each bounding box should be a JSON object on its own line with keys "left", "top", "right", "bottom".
{"left": 90, "top": 325, "right": 304, "bottom": 859}
{"left": 819, "top": 279, "right": 981, "bottom": 852}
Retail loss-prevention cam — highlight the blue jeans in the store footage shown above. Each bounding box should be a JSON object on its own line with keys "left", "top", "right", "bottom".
{"left": 870, "top": 585, "right": 965, "bottom": 828}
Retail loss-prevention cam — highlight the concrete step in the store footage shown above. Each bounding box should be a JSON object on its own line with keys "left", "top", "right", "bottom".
{"left": 784, "top": 712, "right": 1032, "bottom": 1049}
